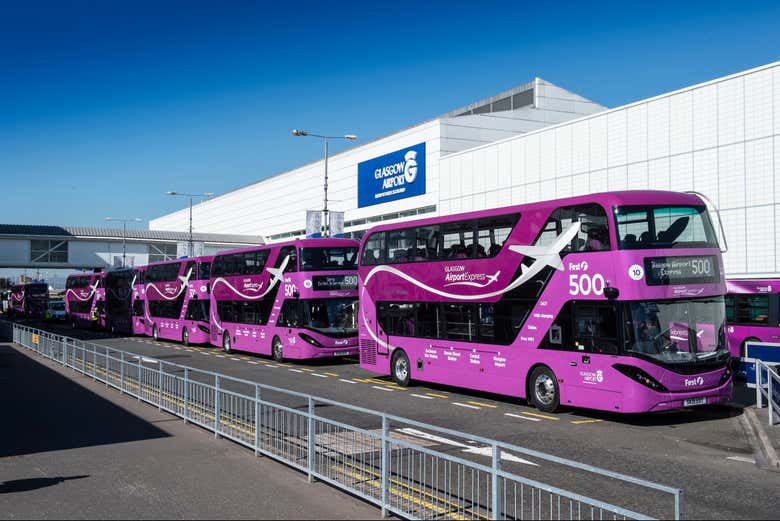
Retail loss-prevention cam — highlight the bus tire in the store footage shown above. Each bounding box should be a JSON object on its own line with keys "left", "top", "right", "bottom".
{"left": 223, "top": 333, "right": 232, "bottom": 354}
{"left": 272, "top": 336, "right": 284, "bottom": 362}
{"left": 153, "top": 325, "right": 159, "bottom": 341}
{"left": 182, "top": 328, "right": 189, "bottom": 346}
{"left": 391, "top": 349, "right": 411, "bottom": 387}
{"left": 528, "top": 366, "right": 560, "bottom": 413}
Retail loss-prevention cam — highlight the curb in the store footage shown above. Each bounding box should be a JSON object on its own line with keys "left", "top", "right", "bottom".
{"left": 741, "top": 407, "right": 780, "bottom": 472}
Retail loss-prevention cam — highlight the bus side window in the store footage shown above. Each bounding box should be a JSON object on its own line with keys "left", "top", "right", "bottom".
{"left": 573, "top": 303, "right": 619, "bottom": 354}
{"left": 361, "top": 233, "right": 386, "bottom": 266}
{"left": 278, "top": 300, "right": 302, "bottom": 327}
{"left": 442, "top": 220, "right": 475, "bottom": 259}
{"left": 543, "top": 302, "right": 573, "bottom": 350}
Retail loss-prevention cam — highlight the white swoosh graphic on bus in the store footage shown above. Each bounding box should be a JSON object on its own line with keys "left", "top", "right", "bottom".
{"left": 144, "top": 268, "right": 193, "bottom": 324}
{"left": 360, "top": 223, "right": 581, "bottom": 352}
{"left": 210, "top": 255, "right": 290, "bottom": 333}
{"left": 66, "top": 281, "right": 100, "bottom": 302}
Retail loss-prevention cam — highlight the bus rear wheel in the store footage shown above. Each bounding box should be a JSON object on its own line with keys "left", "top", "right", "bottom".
{"left": 272, "top": 337, "right": 284, "bottom": 362}
{"left": 223, "top": 333, "right": 232, "bottom": 353}
{"left": 391, "top": 349, "right": 411, "bottom": 387}
{"left": 529, "top": 366, "right": 560, "bottom": 413}
{"left": 182, "top": 328, "right": 189, "bottom": 346}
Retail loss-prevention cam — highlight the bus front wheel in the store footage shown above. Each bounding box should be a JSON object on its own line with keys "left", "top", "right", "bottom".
{"left": 223, "top": 333, "right": 232, "bottom": 354}
{"left": 153, "top": 325, "right": 159, "bottom": 341}
{"left": 528, "top": 366, "right": 560, "bottom": 413}
{"left": 272, "top": 337, "right": 284, "bottom": 362}
{"left": 182, "top": 328, "right": 189, "bottom": 346}
{"left": 391, "top": 349, "right": 411, "bottom": 387}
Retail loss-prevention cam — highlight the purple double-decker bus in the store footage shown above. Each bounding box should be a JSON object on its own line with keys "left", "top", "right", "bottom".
{"left": 144, "top": 256, "right": 213, "bottom": 345}
{"left": 131, "top": 266, "right": 147, "bottom": 335}
{"left": 65, "top": 273, "right": 102, "bottom": 328}
{"left": 209, "top": 238, "right": 359, "bottom": 361}
{"left": 104, "top": 267, "right": 137, "bottom": 335}
{"left": 725, "top": 279, "right": 780, "bottom": 358}
{"left": 10, "top": 282, "right": 49, "bottom": 319}
{"left": 358, "top": 190, "right": 733, "bottom": 414}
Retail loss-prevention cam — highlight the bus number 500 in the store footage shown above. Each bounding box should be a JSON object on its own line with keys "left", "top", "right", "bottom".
{"left": 569, "top": 274, "right": 606, "bottom": 296}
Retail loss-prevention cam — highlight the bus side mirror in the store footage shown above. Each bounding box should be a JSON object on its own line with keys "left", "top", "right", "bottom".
{"left": 604, "top": 287, "right": 619, "bottom": 300}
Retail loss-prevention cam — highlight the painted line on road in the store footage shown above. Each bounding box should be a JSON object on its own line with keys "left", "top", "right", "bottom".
{"left": 288, "top": 369, "right": 304, "bottom": 374}
{"left": 411, "top": 394, "right": 434, "bottom": 400}
{"left": 200, "top": 352, "right": 211, "bottom": 355}
{"left": 229, "top": 357, "right": 241, "bottom": 361}
{"left": 571, "top": 419, "right": 604, "bottom": 425}
{"left": 726, "top": 456, "right": 756, "bottom": 464}
{"left": 339, "top": 379, "right": 358, "bottom": 384}
{"left": 372, "top": 386, "right": 395, "bottom": 392}
{"left": 311, "top": 373, "right": 328, "bottom": 378}
{"left": 240, "top": 356, "right": 251, "bottom": 360}
{"left": 215, "top": 354, "right": 225, "bottom": 358}
{"left": 426, "top": 393, "right": 449, "bottom": 399}
{"left": 323, "top": 372, "right": 340, "bottom": 377}
{"left": 247, "top": 361, "right": 259, "bottom": 365}
{"left": 453, "top": 402, "right": 481, "bottom": 410}
{"left": 265, "top": 364, "right": 278, "bottom": 368}
{"left": 505, "top": 413, "right": 541, "bottom": 422}
{"left": 173, "top": 346, "right": 182, "bottom": 350}
{"left": 299, "top": 368, "right": 314, "bottom": 372}
{"left": 521, "top": 411, "right": 559, "bottom": 421}
{"left": 467, "top": 401, "right": 497, "bottom": 409}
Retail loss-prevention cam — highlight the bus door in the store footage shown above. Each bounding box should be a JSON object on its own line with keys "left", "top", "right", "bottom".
{"left": 557, "top": 302, "right": 622, "bottom": 408}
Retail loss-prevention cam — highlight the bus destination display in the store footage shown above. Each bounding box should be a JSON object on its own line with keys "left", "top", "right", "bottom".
{"left": 644, "top": 256, "right": 719, "bottom": 286}
{"left": 312, "top": 274, "right": 358, "bottom": 291}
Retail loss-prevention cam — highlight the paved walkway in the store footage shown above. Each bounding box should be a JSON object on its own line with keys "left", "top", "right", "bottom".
{"left": 0, "top": 343, "right": 381, "bottom": 519}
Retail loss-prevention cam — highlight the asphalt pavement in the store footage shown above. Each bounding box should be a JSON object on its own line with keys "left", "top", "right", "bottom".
{"left": 8, "top": 319, "right": 780, "bottom": 519}
{"left": 0, "top": 341, "right": 382, "bottom": 520}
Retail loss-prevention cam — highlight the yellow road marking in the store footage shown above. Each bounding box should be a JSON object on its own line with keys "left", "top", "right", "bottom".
{"left": 323, "top": 372, "right": 339, "bottom": 377}
{"left": 299, "top": 368, "right": 314, "bottom": 372}
{"left": 425, "top": 393, "right": 449, "bottom": 399}
{"left": 467, "top": 401, "right": 497, "bottom": 409}
{"left": 571, "top": 419, "right": 604, "bottom": 425}
{"left": 521, "top": 411, "right": 559, "bottom": 421}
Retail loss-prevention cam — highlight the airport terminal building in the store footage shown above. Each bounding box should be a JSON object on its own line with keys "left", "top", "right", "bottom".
{"left": 151, "top": 61, "right": 780, "bottom": 279}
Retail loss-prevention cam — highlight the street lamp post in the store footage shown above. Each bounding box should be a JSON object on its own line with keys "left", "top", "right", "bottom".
{"left": 105, "top": 217, "right": 143, "bottom": 267}
{"left": 166, "top": 192, "right": 214, "bottom": 257}
{"left": 292, "top": 130, "right": 357, "bottom": 237}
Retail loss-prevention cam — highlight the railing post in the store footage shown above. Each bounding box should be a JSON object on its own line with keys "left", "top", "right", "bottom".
{"left": 63, "top": 337, "right": 68, "bottom": 369}
{"left": 184, "top": 367, "right": 189, "bottom": 424}
{"left": 120, "top": 351, "right": 125, "bottom": 394}
{"left": 769, "top": 373, "right": 774, "bottom": 427}
{"left": 214, "top": 375, "right": 221, "bottom": 439}
{"left": 254, "top": 385, "right": 261, "bottom": 456}
{"left": 104, "top": 347, "right": 109, "bottom": 387}
{"left": 381, "top": 415, "right": 389, "bottom": 518}
{"left": 756, "top": 360, "right": 762, "bottom": 408}
{"left": 675, "top": 488, "right": 683, "bottom": 520}
{"left": 138, "top": 356, "right": 142, "bottom": 402}
{"left": 158, "top": 361, "right": 163, "bottom": 411}
{"left": 92, "top": 344, "right": 97, "bottom": 382}
{"left": 307, "top": 396, "right": 315, "bottom": 483}
{"left": 491, "top": 443, "right": 501, "bottom": 520}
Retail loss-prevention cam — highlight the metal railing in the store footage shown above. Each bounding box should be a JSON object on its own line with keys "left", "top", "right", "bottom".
{"left": 9, "top": 322, "right": 683, "bottom": 520}
{"left": 755, "top": 359, "right": 780, "bottom": 427}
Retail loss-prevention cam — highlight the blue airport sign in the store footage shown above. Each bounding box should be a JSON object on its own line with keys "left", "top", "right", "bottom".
{"left": 358, "top": 142, "right": 426, "bottom": 208}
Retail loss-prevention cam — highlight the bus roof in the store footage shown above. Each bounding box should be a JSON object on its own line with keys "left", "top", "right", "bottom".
{"left": 360, "top": 190, "right": 706, "bottom": 237}
{"left": 144, "top": 255, "right": 214, "bottom": 268}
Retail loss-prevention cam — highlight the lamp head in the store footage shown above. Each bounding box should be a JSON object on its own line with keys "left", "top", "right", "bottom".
{"left": 344, "top": 134, "right": 358, "bottom": 140}
{"left": 291, "top": 129, "right": 307, "bottom": 137}
{"left": 166, "top": 191, "right": 177, "bottom": 195}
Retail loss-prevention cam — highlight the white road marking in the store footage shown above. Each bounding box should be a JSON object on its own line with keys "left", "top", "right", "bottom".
{"left": 130, "top": 356, "right": 159, "bottom": 364}
{"left": 505, "top": 413, "right": 541, "bottom": 422}
{"left": 173, "top": 346, "right": 181, "bottom": 350}
{"left": 396, "top": 428, "right": 536, "bottom": 466}
{"left": 726, "top": 456, "right": 756, "bottom": 464}
{"left": 289, "top": 369, "right": 304, "bottom": 373}
{"left": 201, "top": 352, "right": 211, "bottom": 355}
{"left": 230, "top": 357, "right": 240, "bottom": 361}
{"left": 453, "top": 402, "right": 480, "bottom": 410}
{"left": 339, "top": 379, "right": 357, "bottom": 384}
{"left": 411, "top": 394, "right": 434, "bottom": 400}
{"left": 311, "top": 373, "right": 328, "bottom": 378}
{"left": 248, "top": 361, "right": 259, "bottom": 365}
{"left": 215, "top": 355, "right": 225, "bottom": 358}
{"left": 266, "top": 364, "right": 278, "bottom": 368}
{"left": 372, "top": 386, "right": 394, "bottom": 392}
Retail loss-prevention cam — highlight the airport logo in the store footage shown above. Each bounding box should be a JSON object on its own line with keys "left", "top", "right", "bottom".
{"left": 580, "top": 370, "right": 604, "bottom": 385}
{"left": 358, "top": 142, "right": 426, "bottom": 208}
{"left": 443, "top": 265, "right": 501, "bottom": 288}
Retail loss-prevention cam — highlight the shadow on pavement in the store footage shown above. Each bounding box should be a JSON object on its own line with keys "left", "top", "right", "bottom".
{"left": 0, "top": 475, "right": 89, "bottom": 494}
{"left": 0, "top": 343, "right": 170, "bottom": 458}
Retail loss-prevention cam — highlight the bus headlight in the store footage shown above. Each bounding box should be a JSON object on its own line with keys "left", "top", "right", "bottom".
{"left": 299, "top": 333, "right": 322, "bottom": 347}
{"left": 720, "top": 366, "right": 732, "bottom": 386}
{"left": 613, "top": 364, "right": 669, "bottom": 393}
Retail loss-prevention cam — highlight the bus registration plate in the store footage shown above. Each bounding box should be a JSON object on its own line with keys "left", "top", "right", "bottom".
{"left": 333, "top": 351, "right": 351, "bottom": 357}
{"left": 684, "top": 397, "right": 707, "bottom": 407}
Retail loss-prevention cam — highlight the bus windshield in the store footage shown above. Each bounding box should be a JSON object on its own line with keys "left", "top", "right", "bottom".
{"left": 301, "top": 298, "right": 358, "bottom": 336}
{"left": 615, "top": 206, "right": 718, "bottom": 250}
{"left": 623, "top": 297, "right": 729, "bottom": 364}
{"left": 27, "top": 284, "right": 48, "bottom": 295}
{"left": 299, "top": 247, "right": 358, "bottom": 271}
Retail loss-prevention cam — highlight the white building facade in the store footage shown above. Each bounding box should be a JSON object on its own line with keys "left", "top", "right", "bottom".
{"left": 151, "top": 62, "right": 780, "bottom": 278}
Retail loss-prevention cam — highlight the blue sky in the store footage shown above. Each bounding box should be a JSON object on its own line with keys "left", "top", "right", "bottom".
{"left": 1, "top": 0, "right": 779, "bottom": 229}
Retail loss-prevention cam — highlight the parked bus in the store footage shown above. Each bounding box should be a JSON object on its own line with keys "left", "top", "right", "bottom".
{"left": 65, "top": 273, "right": 102, "bottom": 328}
{"left": 725, "top": 279, "right": 780, "bottom": 358}
{"left": 144, "top": 256, "right": 213, "bottom": 345}
{"left": 358, "top": 190, "right": 732, "bottom": 414}
{"left": 10, "top": 282, "right": 49, "bottom": 319}
{"left": 209, "top": 238, "right": 359, "bottom": 361}
{"left": 104, "top": 267, "right": 136, "bottom": 335}
{"left": 131, "top": 266, "right": 147, "bottom": 335}
{"left": 94, "top": 273, "right": 107, "bottom": 329}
